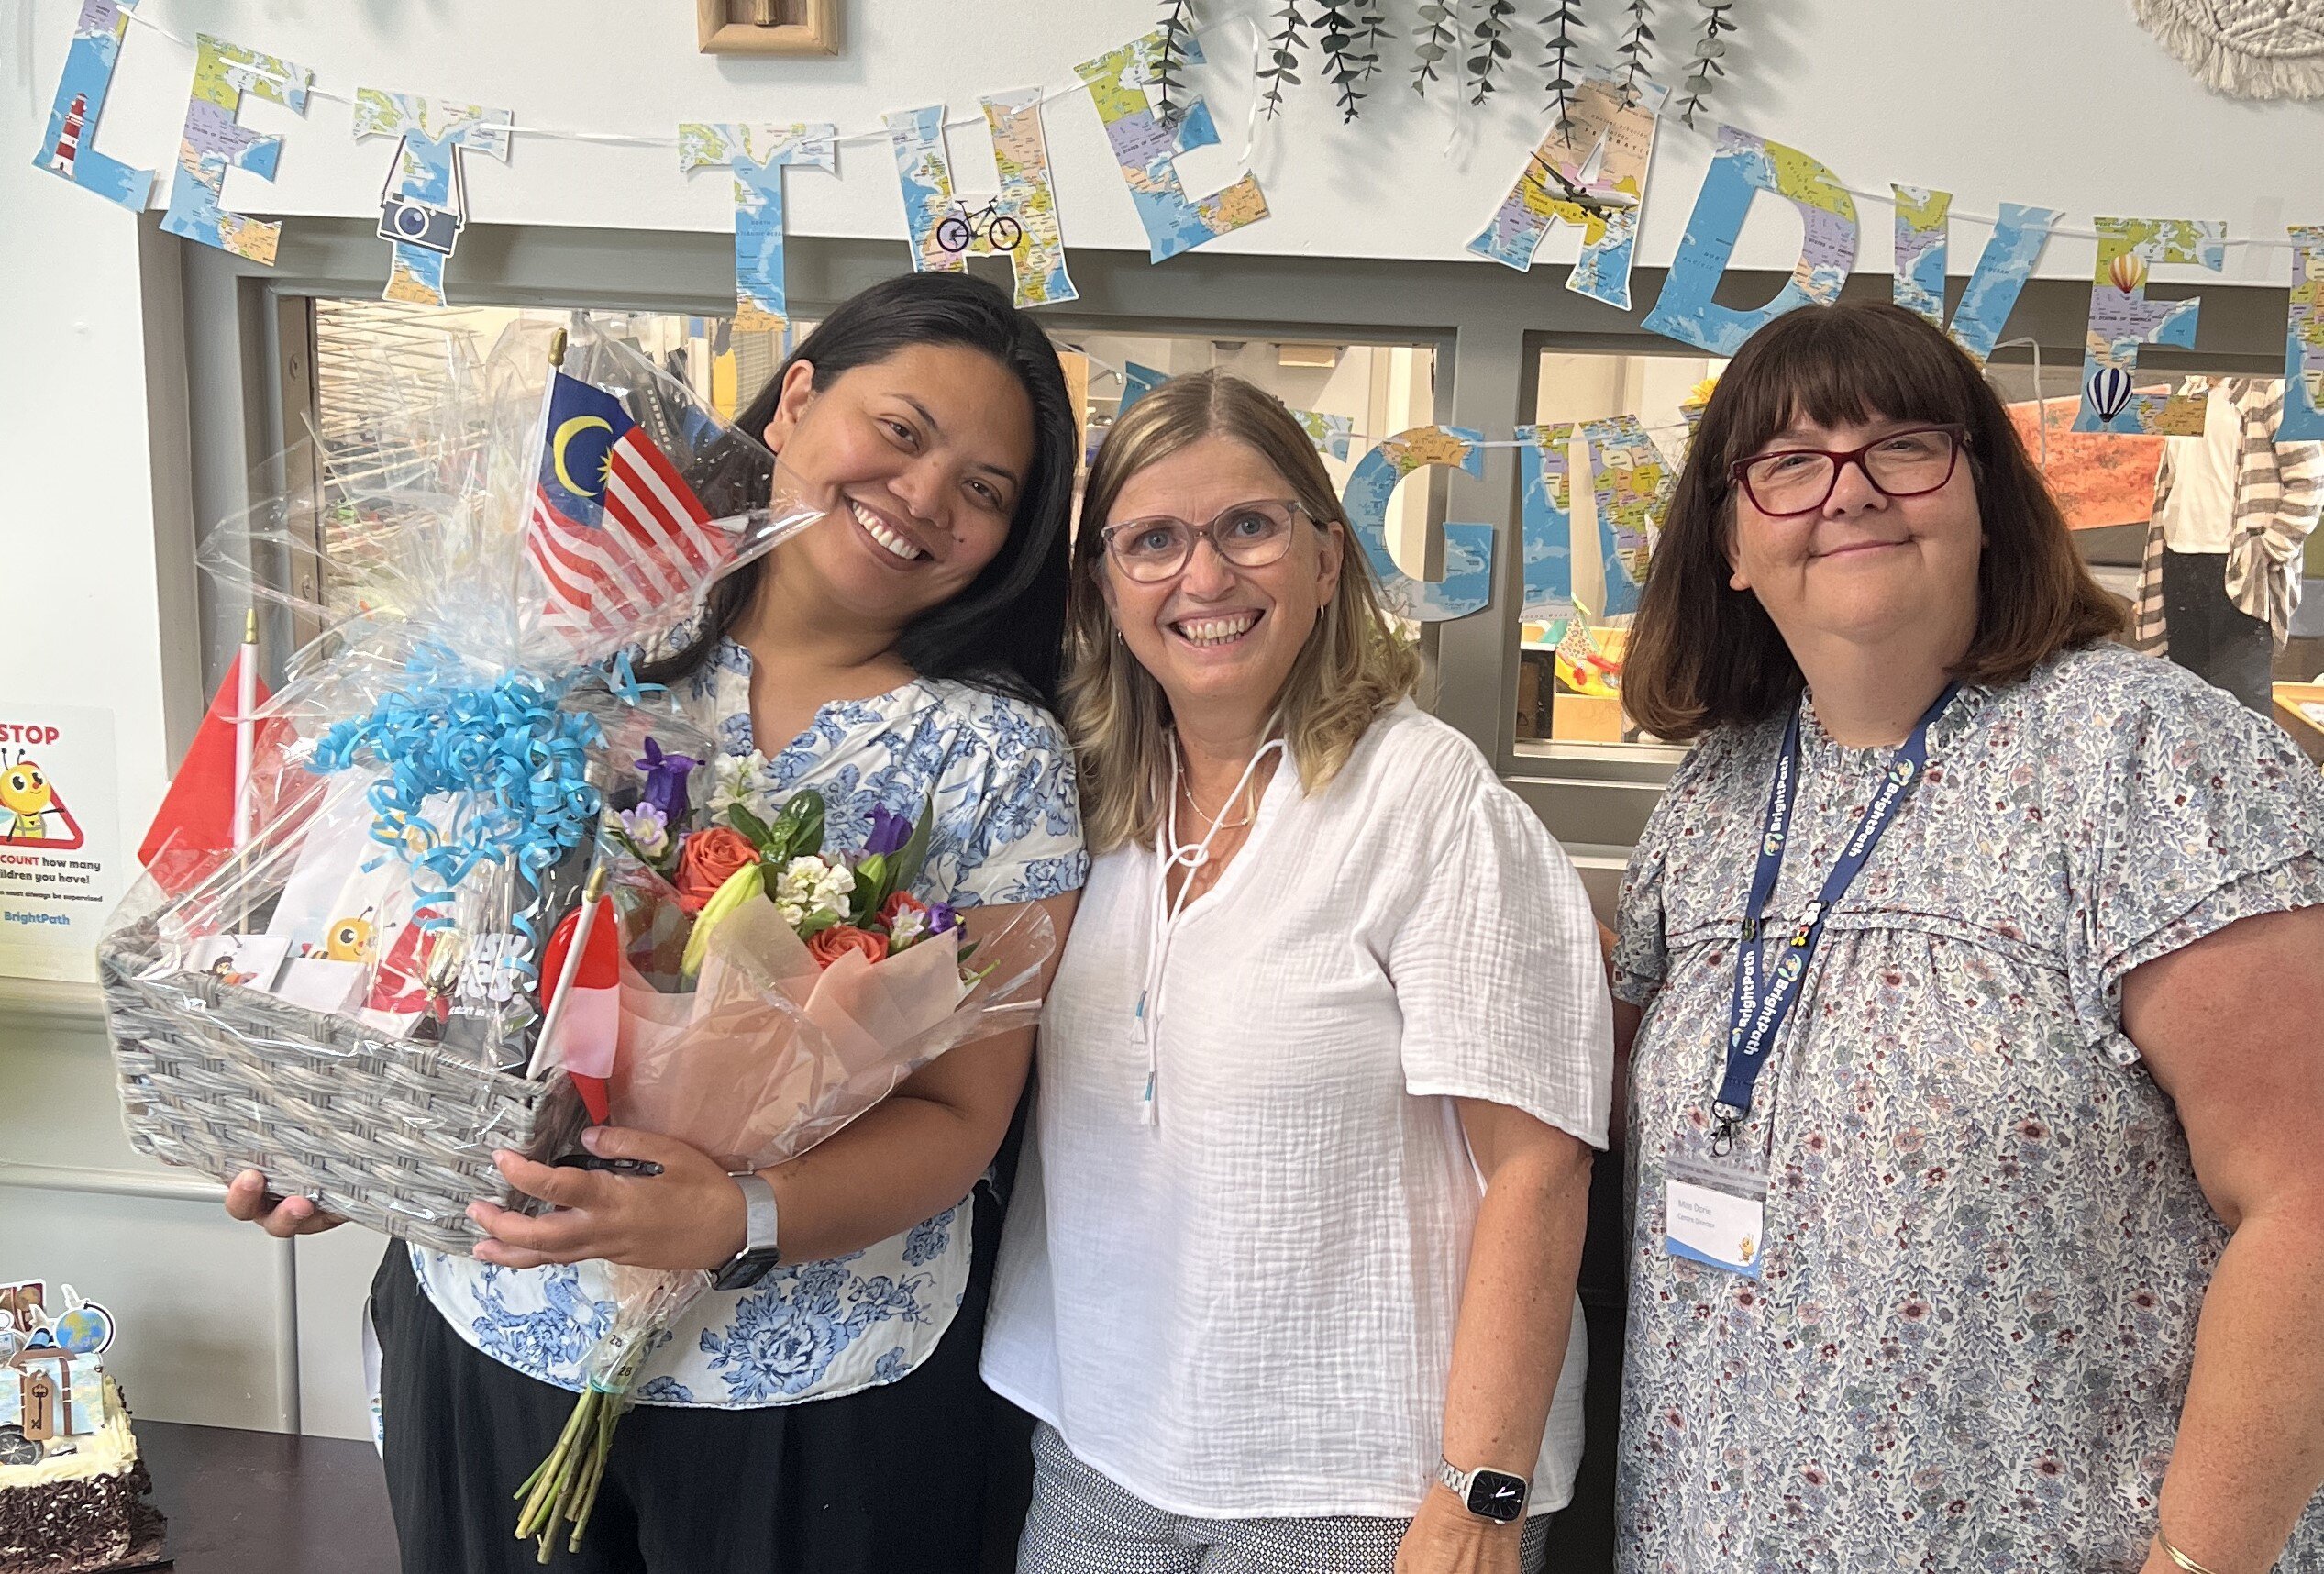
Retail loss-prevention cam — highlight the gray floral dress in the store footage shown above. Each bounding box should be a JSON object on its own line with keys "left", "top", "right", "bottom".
{"left": 1611, "top": 642, "right": 2324, "bottom": 1571}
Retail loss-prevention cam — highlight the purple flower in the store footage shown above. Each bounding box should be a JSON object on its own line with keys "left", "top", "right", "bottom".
{"left": 924, "top": 901, "right": 958, "bottom": 936}
{"left": 864, "top": 804, "right": 913, "bottom": 858}
{"left": 636, "top": 737, "right": 701, "bottom": 825}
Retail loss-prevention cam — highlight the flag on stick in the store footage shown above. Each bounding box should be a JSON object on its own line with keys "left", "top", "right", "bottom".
{"left": 138, "top": 634, "right": 293, "bottom": 894}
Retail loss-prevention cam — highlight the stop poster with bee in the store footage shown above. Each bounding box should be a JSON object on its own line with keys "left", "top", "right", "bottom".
{"left": 0, "top": 704, "right": 121, "bottom": 983}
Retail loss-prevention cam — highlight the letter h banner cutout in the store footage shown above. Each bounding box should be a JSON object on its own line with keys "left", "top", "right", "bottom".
{"left": 883, "top": 94, "right": 1077, "bottom": 308}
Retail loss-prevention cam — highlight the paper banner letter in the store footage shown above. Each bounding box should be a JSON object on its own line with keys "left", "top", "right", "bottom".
{"left": 354, "top": 91, "right": 514, "bottom": 306}
{"left": 1117, "top": 360, "right": 1166, "bottom": 415}
{"left": 1075, "top": 30, "right": 1268, "bottom": 263}
{"left": 1891, "top": 184, "right": 1952, "bottom": 324}
{"left": 1889, "top": 194, "right": 2062, "bottom": 367}
{"left": 1580, "top": 416, "right": 1673, "bottom": 619}
{"left": 1639, "top": 126, "right": 1858, "bottom": 358}
{"left": 2284, "top": 227, "right": 2324, "bottom": 441}
{"left": 1341, "top": 427, "right": 1495, "bottom": 622}
{"left": 680, "top": 122, "right": 837, "bottom": 342}
{"left": 160, "top": 35, "right": 312, "bottom": 263}
{"left": 2073, "top": 216, "right": 2226, "bottom": 435}
{"left": 32, "top": 0, "right": 155, "bottom": 210}
{"left": 883, "top": 94, "right": 1076, "bottom": 309}
{"left": 1466, "top": 75, "right": 1667, "bottom": 311}
{"left": 1516, "top": 423, "right": 1578, "bottom": 623}
{"left": 1292, "top": 409, "right": 1356, "bottom": 460}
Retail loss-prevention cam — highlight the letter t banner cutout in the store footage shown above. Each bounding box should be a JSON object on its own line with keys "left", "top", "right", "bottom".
{"left": 1640, "top": 125, "right": 1859, "bottom": 359}
{"left": 32, "top": 0, "right": 156, "bottom": 211}
{"left": 160, "top": 35, "right": 311, "bottom": 264}
{"left": 1888, "top": 185, "right": 2062, "bottom": 367}
{"left": 353, "top": 91, "right": 514, "bottom": 306}
{"left": 1074, "top": 29, "right": 1269, "bottom": 262}
{"left": 2074, "top": 216, "right": 2226, "bottom": 435}
{"left": 2282, "top": 227, "right": 2324, "bottom": 441}
{"left": 882, "top": 93, "right": 1077, "bottom": 308}
{"left": 680, "top": 122, "right": 838, "bottom": 342}
{"left": 1341, "top": 427, "right": 1495, "bottom": 623}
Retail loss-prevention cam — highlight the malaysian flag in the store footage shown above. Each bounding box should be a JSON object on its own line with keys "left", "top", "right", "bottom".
{"left": 526, "top": 371, "right": 728, "bottom": 640}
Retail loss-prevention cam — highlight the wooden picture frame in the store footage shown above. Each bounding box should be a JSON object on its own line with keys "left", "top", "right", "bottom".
{"left": 696, "top": 0, "right": 841, "bottom": 56}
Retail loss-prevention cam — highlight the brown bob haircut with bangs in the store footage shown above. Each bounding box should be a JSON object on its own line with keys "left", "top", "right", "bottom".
{"left": 1621, "top": 301, "right": 2123, "bottom": 743}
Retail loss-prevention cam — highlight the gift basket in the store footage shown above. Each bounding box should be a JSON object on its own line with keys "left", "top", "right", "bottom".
{"left": 96, "top": 316, "right": 821, "bottom": 1253}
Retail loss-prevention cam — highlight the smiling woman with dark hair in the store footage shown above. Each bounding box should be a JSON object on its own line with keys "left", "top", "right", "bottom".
{"left": 1612, "top": 301, "right": 2324, "bottom": 1573}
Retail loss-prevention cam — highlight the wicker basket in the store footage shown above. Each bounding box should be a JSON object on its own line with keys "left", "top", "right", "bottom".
{"left": 97, "top": 919, "right": 587, "bottom": 1254}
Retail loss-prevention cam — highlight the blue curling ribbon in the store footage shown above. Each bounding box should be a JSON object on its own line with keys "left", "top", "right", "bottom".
{"left": 605, "top": 648, "right": 666, "bottom": 706}
{"left": 307, "top": 648, "right": 605, "bottom": 982}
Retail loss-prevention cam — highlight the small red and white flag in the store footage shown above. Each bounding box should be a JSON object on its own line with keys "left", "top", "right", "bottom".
{"left": 536, "top": 892, "right": 620, "bottom": 1123}
{"left": 137, "top": 638, "right": 293, "bottom": 894}
{"left": 525, "top": 371, "right": 729, "bottom": 644}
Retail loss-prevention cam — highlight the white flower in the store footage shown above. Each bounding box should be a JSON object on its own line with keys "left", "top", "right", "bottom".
{"left": 774, "top": 900, "right": 806, "bottom": 930}
{"left": 707, "top": 751, "right": 779, "bottom": 820}
{"left": 887, "top": 904, "right": 928, "bottom": 948}
{"left": 775, "top": 856, "right": 830, "bottom": 906}
{"left": 812, "top": 863, "right": 857, "bottom": 912}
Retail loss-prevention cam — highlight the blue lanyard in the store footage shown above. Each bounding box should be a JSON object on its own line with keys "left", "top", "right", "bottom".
{"left": 1713, "top": 683, "right": 1960, "bottom": 1147}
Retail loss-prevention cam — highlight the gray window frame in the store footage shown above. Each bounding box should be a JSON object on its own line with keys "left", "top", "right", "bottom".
{"left": 175, "top": 216, "right": 2305, "bottom": 871}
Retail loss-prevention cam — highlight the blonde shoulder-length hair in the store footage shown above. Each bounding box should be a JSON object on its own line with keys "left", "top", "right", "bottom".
{"left": 1066, "top": 370, "right": 1420, "bottom": 855}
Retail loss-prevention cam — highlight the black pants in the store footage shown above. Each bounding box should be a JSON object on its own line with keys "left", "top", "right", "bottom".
{"left": 370, "top": 1190, "right": 1032, "bottom": 1574}
{"left": 2163, "top": 549, "right": 2274, "bottom": 713}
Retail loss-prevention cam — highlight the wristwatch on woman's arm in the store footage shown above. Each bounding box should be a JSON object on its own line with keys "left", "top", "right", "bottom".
{"left": 1438, "top": 1457, "right": 1531, "bottom": 1524}
{"left": 711, "top": 1171, "right": 782, "bottom": 1291}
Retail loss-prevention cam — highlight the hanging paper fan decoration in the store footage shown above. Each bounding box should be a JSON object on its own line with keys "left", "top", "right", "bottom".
{"left": 2087, "top": 367, "right": 2137, "bottom": 425}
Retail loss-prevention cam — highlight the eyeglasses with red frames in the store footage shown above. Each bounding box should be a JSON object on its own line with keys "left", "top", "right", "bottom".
{"left": 1098, "top": 498, "right": 1318, "bottom": 583}
{"left": 1728, "top": 425, "right": 1968, "bottom": 518}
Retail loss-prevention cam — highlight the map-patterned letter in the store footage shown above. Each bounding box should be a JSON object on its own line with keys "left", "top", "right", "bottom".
{"left": 33, "top": 0, "right": 155, "bottom": 210}
{"left": 2073, "top": 217, "right": 2225, "bottom": 435}
{"left": 355, "top": 91, "right": 514, "bottom": 306}
{"left": 1341, "top": 427, "right": 1495, "bottom": 623}
{"left": 1890, "top": 185, "right": 2061, "bottom": 367}
{"left": 1516, "top": 424, "right": 1578, "bottom": 623}
{"left": 1466, "top": 75, "right": 1666, "bottom": 311}
{"left": 160, "top": 35, "right": 311, "bottom": 264}
{"left": 680, "top": 122, "right": 837, "bottom": 343}
{"left": 1074, "top": 30, "right": 1268, "bottom": 263}
{"left": 1640, "top": 126, "right": 1857, "bottom": 358}
{"left": 2283, "top": 227, "right": 2324, "bottom": 442}
{"left": 883, "top": 93, "right": 1076, "bottom": 308}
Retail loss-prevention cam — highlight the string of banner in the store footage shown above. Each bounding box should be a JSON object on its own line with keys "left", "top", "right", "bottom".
{"left": 29, "top": 0, "right": 2322, "bottom": 626}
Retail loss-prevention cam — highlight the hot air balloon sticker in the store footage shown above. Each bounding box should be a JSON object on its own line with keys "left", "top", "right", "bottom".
{"left": 2086, "top": 367, "right": 2136, "bottom": 427}
{"left": 2108, "top": 249, "right": 2149, "bottom": 296}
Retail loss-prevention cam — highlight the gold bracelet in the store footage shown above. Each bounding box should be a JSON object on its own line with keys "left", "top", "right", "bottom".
{"left": 2154, "top": 1526, "right": 2225, "bottom": 1574}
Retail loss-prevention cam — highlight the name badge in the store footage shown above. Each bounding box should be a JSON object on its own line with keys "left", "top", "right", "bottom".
{"left": 1662, "top": 1153, "right": 1767, "bottom": 1279}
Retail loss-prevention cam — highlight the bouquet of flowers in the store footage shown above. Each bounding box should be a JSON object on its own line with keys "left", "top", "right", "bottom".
{"left": 513, "top": 740, "right": 1056, "bottom": 1559}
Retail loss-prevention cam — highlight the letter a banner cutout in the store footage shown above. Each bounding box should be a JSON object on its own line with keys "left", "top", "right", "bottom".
{"left": 1466, "top": 73, "right": 1667, "bottom": 311}
{"left": 1341, "top": 427, "right": 1496, "bottom": 622}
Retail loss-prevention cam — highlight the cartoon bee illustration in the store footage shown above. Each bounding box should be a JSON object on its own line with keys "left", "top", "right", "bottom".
{"left": 1737, "top": 1235, "right": 1757, "bottom": 1265}
{"left": 325, "top": 909, "right": 378, "bottom": 965}
{"left": 0, "top": 754, "right": 53, "bottom": 841}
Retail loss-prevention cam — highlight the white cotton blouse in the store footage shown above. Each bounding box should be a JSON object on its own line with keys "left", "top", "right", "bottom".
{"left": 981, "top": 701, "right": 1612, "bottom": 1520}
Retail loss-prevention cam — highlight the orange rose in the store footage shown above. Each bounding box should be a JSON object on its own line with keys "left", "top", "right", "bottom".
{"left": 807, "top": 924, "right": 890, "bottom": 970}
{"left": 671, "top": 826, "right": 759, "bottom": 914}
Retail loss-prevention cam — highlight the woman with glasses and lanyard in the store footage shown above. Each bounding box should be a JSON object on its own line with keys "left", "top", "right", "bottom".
{"left": 980, "top": 371, "right": 1610, "bottom": 1574}
{"left": 1611, "top": 302, "right": 2324, "bottom": 1573}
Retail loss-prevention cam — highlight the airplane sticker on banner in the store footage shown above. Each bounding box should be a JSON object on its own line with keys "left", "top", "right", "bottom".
{"left": 0, "top": 753, "right": 86, "bottom": 851}
{"left": 1467, "top": 73, "right": 1667, "bottom": 311}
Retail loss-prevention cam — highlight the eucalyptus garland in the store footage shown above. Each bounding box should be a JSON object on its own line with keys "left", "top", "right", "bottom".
{"left": 1678, "top": 1, "right": 1739, "bottom": 126}
{"left": 1466, "top": 0, "right": 1518, "bottom": 104}
{"left": 1616, "top": 0, "right": 1655, "bottom": 105}
{"left": 1411, "top": 1, "right": 1457, "bottom": 94}
{"left": 1356, "top": 0, "right": 1393, "bottom": 80}
{"left": 1258, "top": 0, "right": 1311, "bottom": 117}
{"left": 1541, "top": 0, "right": 1587, "bottom": 127}
{"left": 1318, "top": 0, "right": 1378, "bottom": 121}
{"left": 1154, "top": 0, "right": 1197, "bottom": 127}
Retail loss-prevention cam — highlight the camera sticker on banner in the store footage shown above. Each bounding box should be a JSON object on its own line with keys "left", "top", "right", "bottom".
{"left": 0, "top": 706, "right": 121, "bottom": 983}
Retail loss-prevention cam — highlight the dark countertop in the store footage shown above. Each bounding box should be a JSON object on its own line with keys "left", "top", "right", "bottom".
{"left": 138, "top": 1421, "right": 397, "bottom": 1574}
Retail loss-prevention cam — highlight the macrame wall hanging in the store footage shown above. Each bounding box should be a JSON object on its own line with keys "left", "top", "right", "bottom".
{"left": 2130, "top": 0, "right": 2324, "bottom": 100}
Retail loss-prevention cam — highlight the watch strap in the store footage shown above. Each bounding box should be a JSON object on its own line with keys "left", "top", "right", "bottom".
{"left": 1438, "top": 1457, "right": 1530, "bottom": 1523}
{"left": 711, "top": 1172, "right": 780, "bottom": 1291}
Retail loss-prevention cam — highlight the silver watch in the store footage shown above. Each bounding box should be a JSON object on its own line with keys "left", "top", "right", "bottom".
{"left": 1438, "top": 1457, "right": 1530, "bottom": 1524}
{"left": 711, "top": 1171, "right": 781, "bottom": 1291}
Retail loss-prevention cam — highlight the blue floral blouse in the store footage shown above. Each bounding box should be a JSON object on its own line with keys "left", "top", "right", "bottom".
{"left": 414, "top": 637, "right": 1087, "bottom": 1408}
{"left": 1611, "top": 643, "right": 2324, "bottom": 1570}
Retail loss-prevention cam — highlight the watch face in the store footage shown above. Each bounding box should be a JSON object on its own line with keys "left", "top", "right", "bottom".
{"left": 1466, "top": 1469, "right": 1528, "bottom": 1524}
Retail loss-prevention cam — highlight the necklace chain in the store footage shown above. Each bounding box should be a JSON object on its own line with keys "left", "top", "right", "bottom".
{"left": 1174, "top": 738, "right": 1263, "bottom": 832}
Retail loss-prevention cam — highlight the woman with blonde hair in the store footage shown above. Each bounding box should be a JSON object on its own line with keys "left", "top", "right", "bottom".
{"left": 981, "top": 371, "right": 1610, "bottom": 1573}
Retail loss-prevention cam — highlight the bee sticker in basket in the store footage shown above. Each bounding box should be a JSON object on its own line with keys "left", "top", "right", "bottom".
{"left": 324, "top": 908, "right": 379, "bottom": 964}
{"left": 0, "top": 751, "right": 83, "bottom": 849}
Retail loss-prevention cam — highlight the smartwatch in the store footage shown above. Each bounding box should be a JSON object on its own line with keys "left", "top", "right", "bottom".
{"left": 711, "top": 1171, "right": 782, "bottom": 1291}
{"left": 1437, "top": 1457, "right": 1530, "bottom": 1524}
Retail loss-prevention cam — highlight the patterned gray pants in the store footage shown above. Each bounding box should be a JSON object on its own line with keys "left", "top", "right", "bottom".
{"left": 1016, "top": 1423, "right": 1554, "bottom": 1574}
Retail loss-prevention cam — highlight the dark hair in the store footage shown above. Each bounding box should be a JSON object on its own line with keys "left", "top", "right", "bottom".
{"left": 639, "top": 272, "right": 1076, "bottom": 708}
{"left": 1621, "top": 301, "right": 2123, "bottom": 741}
